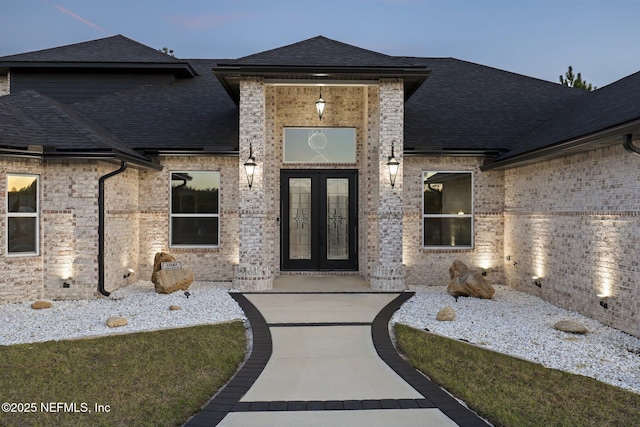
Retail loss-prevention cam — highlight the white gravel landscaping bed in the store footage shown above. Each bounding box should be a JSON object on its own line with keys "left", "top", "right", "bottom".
{"left": 0, "top": 281, "right": 245, "bottom": 346}
{"left": 392, "top": 285, "right": 640, "bottom": 394}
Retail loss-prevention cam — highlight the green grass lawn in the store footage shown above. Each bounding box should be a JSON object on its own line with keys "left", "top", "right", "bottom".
{"left": 395, "top": 323, "right": 640, "bottom": 427}
{"left": 0, "top": 322, "right": 246, "bottom": 427}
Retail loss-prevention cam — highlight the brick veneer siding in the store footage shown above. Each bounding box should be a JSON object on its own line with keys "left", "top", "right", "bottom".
{"left": 0, "top": 73, "right": 9, "bottom": 96}
{"left": 232, "top": 80, "right": 407, "bottom": 289}
{"left": 403, "top": 156, "right": 506, "bottom": 288}
{"left": 0, "top": 158, "right": 44, "bottom": 303}
{"left": 138, "top": 156, "right": 239, "bottom": 283}
{"left": 504, "top": 143, "right": 639, "bottom": 337}
{"left": 268, "top": 84, "right": 370, "bottom": 280}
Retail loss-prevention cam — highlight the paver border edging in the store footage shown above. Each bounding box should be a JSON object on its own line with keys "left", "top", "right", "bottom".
{"left": 183, "top": 293, "right": 272, "bottom": 426}
{"left": 371, "top": 292, "right": 491, "bottom": 427}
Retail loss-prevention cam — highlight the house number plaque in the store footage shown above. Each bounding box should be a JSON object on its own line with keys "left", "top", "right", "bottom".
{"left": 161, "top": 262, "right": 182, "bottom": 271}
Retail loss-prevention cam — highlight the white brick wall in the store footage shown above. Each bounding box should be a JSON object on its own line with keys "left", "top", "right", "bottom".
{"left": 0, "top": 73, "right": 9, "bottom": 97}
{"left": 0, "top": 158, "right": 43, "bottom": 303}
{"left": 403, "top": 156, "right": 506, "bottom": 288}
{"left": 504, "top": 143, "right": 640, "bottom": 337}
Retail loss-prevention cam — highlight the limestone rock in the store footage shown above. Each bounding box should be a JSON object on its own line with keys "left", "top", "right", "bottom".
{"left": 169, "top": 305, "right": 182, "bottom": 311}
{"left": 447, "top": 260, "right": 495, "bottom": 299}
{"left": 554, "top": 320, "right": 588, "bottom": 334}
{"left": 152, "top": 269, "right": 194, "bottom": 294}
{"left": 436, "top": 306, "right": 456, "bottom": 321}
{"left": 31, "top": 300, "right": 52, "bottom": 310}
{"left": 106, "top": 316, "right": 128, "bottom": 328}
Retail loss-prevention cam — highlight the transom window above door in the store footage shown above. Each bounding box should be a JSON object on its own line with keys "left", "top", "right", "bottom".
{"left": 283, "top": 127, "right": 356, "bottom": 164}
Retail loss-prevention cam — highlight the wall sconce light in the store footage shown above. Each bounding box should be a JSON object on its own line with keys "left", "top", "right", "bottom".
{"left": 124, "top": 268, "right": 134, "bottom": 279}
{"left": 387, "top": 142, "right": 400, "bottom": 188}
{"left": 532, "top": 276, "right": 542, "bottom": 288}
{"left": 481, "top": 270, "right": 487, "bottom": 277}
{"left": 62, "top": 277, "right": 71, "bottom": 288}
{"left": 243, "top": 143, "right": 257, "bottom": 189}
{"left": 315, "top": 88, "right": 326, "bottom": 120}
{"left": 597, "top": 294, "right": 609, "bottom": 309}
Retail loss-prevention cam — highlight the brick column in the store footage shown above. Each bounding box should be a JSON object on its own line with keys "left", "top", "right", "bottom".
{"left": 234, "top": 77, "right": 273, "bottom": 290}
{"left": 370, "top": 79, "right": 406, "bottom": 290}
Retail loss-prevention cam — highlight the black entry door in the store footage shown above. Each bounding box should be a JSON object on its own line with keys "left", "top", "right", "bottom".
{"left": 281, "top": 170, "right": 358, "bottom": 271}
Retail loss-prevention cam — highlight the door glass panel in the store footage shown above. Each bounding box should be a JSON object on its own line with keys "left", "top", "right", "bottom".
{"left": 326, "top": 178, "right": 349, "bottom": 260}
{"left": 289, "top": 178, "right": 311, "bottom": 259}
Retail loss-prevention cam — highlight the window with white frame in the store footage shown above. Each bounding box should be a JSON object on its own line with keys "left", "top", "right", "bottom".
{"left": 7, "top": 174, "right": 39, "bottom": 255}
{"left": 422, "top": 171, "right": 473, "bottom": 248}
{"left": 170, "top": 171, "right": 220, "bottom": 247}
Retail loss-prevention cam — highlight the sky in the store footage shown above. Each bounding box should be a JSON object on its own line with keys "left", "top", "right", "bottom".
{"left": 1, "top": 0, "right": 639, "bottom": 88}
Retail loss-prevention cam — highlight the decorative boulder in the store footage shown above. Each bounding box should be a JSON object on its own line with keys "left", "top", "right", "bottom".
{"left": 151, "top": 252, "right": 193, "bottom": 294}
{"left": 152, "top": 269, "right": 194, "bottom": 294}
{"left": 554, "top": 320, "right": 588, "bottom": 334}
{"left": 106, "top": 316, "right": 128, "bottom": 328}
{"left": 169, "top": 305, "right": 182, "bottom": 311}
{"left": 31, "top": 300, "right": 52, "bottom": 310}
{"left": 447, "top": 260, "right": 495, "bottom": 299}
{"left": 436, "top": 306, "right": 456, "bottom": 321}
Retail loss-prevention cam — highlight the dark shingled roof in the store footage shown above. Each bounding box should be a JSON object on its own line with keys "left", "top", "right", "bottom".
{"left": 0, "top": 90, "right": 151, "bottom": 163}
{"left": 0, "top": 35, "right": 196, "bottom": 78}
{"left": 404, "top": 58, "right": 587, "bottom": 154}
{"left": 221, "top": 36, "right": 419, "bottom": 68}
{"left": 74, "top": 59, "right": 239, "bottom": 153}
{"left": 3, "top": 34, "right": 639, "bottom": 167}
{"left": 493, "top": 70, "right": 640, "bottom": 162}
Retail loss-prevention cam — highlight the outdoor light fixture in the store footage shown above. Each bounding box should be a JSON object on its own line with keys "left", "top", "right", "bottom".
{"left": 62, "top": 277, "right": 71, "bottom": 288}
{"left": 532, "top": 276, "right": 542, "bottom": 288}
{"left": 243, "top": 143, "right": 257, "bottom": 189}
{"left": 387, "top": 142, "right": 400, "bottom": 187}
{"left": 315, "top": 88, "right": 326, "bottom": 120}
{"left": 124, "top": 268, "right": 134, "bottom": 279}
{"left": 597, "top": 293, "right": 609, "bottom": 309}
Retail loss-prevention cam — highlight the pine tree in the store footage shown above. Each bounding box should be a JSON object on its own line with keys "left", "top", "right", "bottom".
{"left": 559, "top": 66, "right": 595, "bottom": 91}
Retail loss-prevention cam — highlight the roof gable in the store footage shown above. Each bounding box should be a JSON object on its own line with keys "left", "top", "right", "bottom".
{"left": 0, "top": 35, "right": 196, "bottom": 77}
{"left": 223, "top": 36, "right": 417, "bottom": 68}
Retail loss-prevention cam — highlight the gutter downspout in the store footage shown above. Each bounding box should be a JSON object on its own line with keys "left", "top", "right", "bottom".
{"left": 98, "top": 161, "right": 128, "bottom": 297}
{"left": 623, "top": 133, "right": 640, "bottom": 156}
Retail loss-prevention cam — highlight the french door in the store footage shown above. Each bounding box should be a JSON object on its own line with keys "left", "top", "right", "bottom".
{"left": 281, "top": 170, "right": 357, "bottom": 271}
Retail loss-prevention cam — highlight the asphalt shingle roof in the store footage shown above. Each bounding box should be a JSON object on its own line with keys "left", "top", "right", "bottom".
{"left": 0, "top": 90, "right": 150, "bottom": 161}
{"left": 221, "top": 36, "right": 419, "bottom": 68}
{"left": 74, "top": 59, "right": 238, "bottom": 152}
{"left": 494, "top": 70, "right": 640, "bottom": 161}
{"left": 0, "top": 35, "right": 183, "bottom": 64}
{"left": 2, "top": 34, "right": 639, "bottom": 165}
{"left": 404, "top": 58, "right": 587, "bottom": 153}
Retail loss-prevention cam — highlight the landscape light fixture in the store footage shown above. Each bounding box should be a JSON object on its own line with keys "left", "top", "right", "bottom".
{"left": 597, "top": 293, "right": 609, "bottom": 309}
{"left": 124, "top": 268, "right": 134, "bottom": 279}
{"left": 315, "top": 88, "right": 326, "bottom": 120}
{"left": 243, "top": 143, "right": 257, "bottom": 189}
{"left": 387, "top": 142, "right": 400, "bottom": 187}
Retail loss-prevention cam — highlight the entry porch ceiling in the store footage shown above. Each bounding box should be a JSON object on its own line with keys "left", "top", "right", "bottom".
{"left": 212, "top": 66, "right": 431, "bottom": 105}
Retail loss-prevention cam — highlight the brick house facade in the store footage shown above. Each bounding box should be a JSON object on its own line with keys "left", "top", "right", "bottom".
{"left": 0, "top": 35, "right": 638, "bottom": 337}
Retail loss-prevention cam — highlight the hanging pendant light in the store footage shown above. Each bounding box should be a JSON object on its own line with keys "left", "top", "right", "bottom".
{"left": 315, "top": 88, "right": 326, "bottom": 120}
{"left": 243, "top": 143, "right": 257, "bottom": 189}
{"left": 387, "top": 142, "right": 400, "bottom": 188}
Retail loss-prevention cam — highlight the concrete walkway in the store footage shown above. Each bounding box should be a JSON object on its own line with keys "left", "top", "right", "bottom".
{"left": 184, "top": 278, "right": 489, "bottom": 426}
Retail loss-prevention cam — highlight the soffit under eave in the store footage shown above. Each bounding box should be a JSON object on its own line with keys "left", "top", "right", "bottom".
{"left": 212, "top": 67, "right": 431, "bottom": 105}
